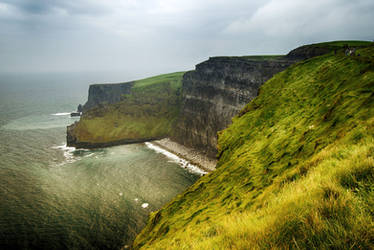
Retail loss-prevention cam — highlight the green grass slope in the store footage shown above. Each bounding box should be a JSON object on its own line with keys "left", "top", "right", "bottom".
{"left": 71, "top": 72, "right": 184, "bottom": 144}
{"left": 134, "top": 45, "right": 374, "bottom": 249}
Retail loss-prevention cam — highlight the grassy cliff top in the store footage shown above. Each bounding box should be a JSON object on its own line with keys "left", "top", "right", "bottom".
{"left": 134, "top": 45, "right": 374, "bottom": 249}
{"left": 89, "top": 72, "right": 184, "bottom": 88}
{"left": 133, "top": 72, "right": 184, "bottom": 89}
{"left": 70, "top": 72, "right": 184, "bottom": 144}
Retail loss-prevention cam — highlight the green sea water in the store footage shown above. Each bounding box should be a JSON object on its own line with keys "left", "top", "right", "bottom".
{"left": 0, "top": 73, "right": 198, "bottom": 249}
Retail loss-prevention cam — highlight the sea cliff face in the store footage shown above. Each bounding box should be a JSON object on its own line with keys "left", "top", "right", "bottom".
{"left": 67, "top": 72, "right": 184, "bottom": 148}
{"left": 171, "top": 56, "right": 297, "bottom": 157}
{"left": 82, "top": 82, "right": 134, "bottom": 111}
{"left": 171, "top": 42, "right": 362, "bottom": 157}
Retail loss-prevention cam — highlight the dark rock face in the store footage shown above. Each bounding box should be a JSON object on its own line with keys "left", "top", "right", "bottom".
{"left": 77, "top": 104, "right": 83, "bottom": 113}
{"left": 83, "top": 82, "right": 134, "bottom": 111}
{"left": 286, "top": 45, "right": 332, "bottom": 60}
{"left": 70, "top": 112, "right": 81, "bottom": 117}
{"left": 66, "top": 122, "right": 78, "bottom": 146}
{"left": 172, "top": 57, "right": 298, "bottom": 157}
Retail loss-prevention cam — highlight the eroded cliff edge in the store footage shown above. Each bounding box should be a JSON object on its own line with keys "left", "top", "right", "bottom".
{"left": 171, "top": 56, "right": 298, "bottom": 157}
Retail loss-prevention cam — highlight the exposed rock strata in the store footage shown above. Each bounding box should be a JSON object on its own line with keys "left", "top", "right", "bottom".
{"left": 83, "top": 82, "right": 134, "bottom": 111}
{"left": 171, "top": 56, "right": 298, "bottom": 157}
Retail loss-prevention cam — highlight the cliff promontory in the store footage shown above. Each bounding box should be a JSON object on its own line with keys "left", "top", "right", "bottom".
{"left": 67, "top": 72, "right": 184, "bottom": 148}
{"left": 82, "top": 82, "right": 134, "bottom": 112}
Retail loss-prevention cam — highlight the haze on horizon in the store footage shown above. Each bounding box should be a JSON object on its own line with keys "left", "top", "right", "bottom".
{"left": 0, "top": 0, "right": 373, "bottom": 79}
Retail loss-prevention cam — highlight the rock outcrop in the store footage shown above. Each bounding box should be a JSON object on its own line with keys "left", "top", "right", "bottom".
{"left": 171, "top": 56, "right": 298, "bottom": 157}
{"left": 82, "top": 82, "right": 134, "bottom": 111}
{"left": 66, "top": 72, "right": 184, "bottom": 149}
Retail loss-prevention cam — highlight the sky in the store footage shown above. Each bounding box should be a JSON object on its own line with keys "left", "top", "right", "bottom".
{"left": 0, "top": 0, "right": 373, "bottom": 79}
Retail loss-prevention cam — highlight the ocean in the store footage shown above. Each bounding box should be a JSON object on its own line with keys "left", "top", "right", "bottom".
{"left": 0, "top": 72, "right": 199, "bottom": 249}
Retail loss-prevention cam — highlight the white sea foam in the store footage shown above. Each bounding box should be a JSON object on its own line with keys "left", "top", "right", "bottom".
{"left": 51, "top": 112, "right": 71, "bottom": 116}
{"left": 52, "top": 143, "right": 77, "bottom": 164}
{"left": 145, "top": 142, "right": 207, "bottom": 176}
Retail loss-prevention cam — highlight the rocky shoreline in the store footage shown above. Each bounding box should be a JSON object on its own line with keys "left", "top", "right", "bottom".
{"left": 150, "top": 138, "right": 217, "bottom": 172}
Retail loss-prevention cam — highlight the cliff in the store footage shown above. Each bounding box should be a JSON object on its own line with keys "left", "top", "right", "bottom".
{"left": 171, "top": 56, "right": 297, "bottom": 157}
{"left": 82, "top": 82, "right": 134, "bottom": 112}
{"left": 68, "top": 41, "right": 368, "bottom": 153}
{"left": 133, "top": 44, "right": 374, "bottom": 249}
{"left": 171, "top": 41, "right": 373, "bottom": 158}
{"left": 67, "top": 72, "right": 184, "bottom": 148}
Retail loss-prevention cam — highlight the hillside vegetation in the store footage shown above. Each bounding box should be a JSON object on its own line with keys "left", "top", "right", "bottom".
{"left": 134, "top": 45, "right": 374, "bottom": 249}
{"left": 70, "top": 72, "right": 184, "bottom": 144}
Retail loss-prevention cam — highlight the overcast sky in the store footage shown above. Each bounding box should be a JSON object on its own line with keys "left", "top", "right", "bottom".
{"left": 0, "top": 0, "right": 373, "bottom": 78}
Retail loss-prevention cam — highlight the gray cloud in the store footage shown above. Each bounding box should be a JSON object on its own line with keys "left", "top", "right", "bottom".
{"left": 0, "top": 0, "right": 109, "bottom": 16}
{"left": 0, "top": 0, "right": 373, "bottom": 76}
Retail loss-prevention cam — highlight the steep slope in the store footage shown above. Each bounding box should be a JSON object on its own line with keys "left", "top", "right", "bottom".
{"left": 67, "top": 72, "right": 184, "bottom": 148}
{"left": 172, "top": 41, "right": 372, "bottom": 158}
{"left": 134, "top": 45, "right": 374, "bottom": 249}
{"left": 172, "top": 56, "right": 297, "bottom": 157}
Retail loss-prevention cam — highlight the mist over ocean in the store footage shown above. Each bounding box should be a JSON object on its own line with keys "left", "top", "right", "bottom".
{"left": 0, "top": 73, "right": 198, "bottom": 249}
